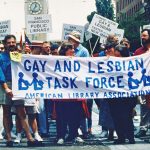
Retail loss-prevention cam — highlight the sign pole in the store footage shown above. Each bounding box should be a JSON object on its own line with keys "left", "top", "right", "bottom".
{"left": 91, "top": 37, "right": 100, "bottom": 56}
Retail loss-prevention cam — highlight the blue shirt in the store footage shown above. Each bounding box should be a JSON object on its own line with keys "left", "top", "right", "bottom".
{"left": 0, "top": 52, "right": 12, "bottom": 83}
{"left": 98, "top": 51, "right": 106, "bottom": 57}
{"left": 75, "top": 44, "right": 89, "bottom": 57}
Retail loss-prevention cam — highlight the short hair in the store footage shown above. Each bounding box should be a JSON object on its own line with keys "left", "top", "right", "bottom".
{"left": 43, "top": 41, "right": 50, "bottom": 45}
{"left": 141, "top": 29, "right": 150, "bottom": 37}
{"left": 59, "top": 41, "right": 74, "bottom": 56}
{"left": 120, "top": 38, "right": 130, "bottom": 44}
{"left": 115, "top": 44, "right": 129, "bottom": 57}
{"left": 3, "top": 34, "right": 16, "bottom": 45}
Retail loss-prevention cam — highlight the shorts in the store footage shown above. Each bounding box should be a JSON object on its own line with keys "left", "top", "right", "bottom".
{"left": 11, "top": 105, "right": 38, "bottom": 115}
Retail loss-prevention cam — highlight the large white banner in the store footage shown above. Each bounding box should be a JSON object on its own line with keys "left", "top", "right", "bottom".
{"left": 0, "top": 20, "right": 11, "bottom": 40}
{"left": 26, "top": 14, "right": 52, "bottom": 34}
{"left": 11, "top": 53, "right": 150, "bottom": 99}
{"left": 61, "top": 24, "right": 84, "bottom": 43}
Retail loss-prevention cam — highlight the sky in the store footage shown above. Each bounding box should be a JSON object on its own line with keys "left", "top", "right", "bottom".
{"left": 0, "top": 0, "right": 96, "bottom": 41}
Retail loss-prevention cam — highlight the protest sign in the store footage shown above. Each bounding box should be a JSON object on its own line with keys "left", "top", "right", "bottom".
{"left": 114, "top": 28, "right": 124, "bottom": 42}
{"left": 12, "top": 53, "right": 150, "bottom": 100}
{"left": 143, "top": 25, "right": 150, "bottom": 30}
{"left": 88, "top": 14, "right": 118, "bottom": 39}
{"left": 26, "top": 14, "right": 52, "bottom": 34}
{"left": 61, "top": 24, "right": 84, "bottom": 43}
{"left": 10, "top": 52, "right": 22, "bottom": 62}
{"left": 0, "top": 20, "right": 11, "bottom": 40}
{"left": 84, "top": 23, "right": 92, "bottom": 41}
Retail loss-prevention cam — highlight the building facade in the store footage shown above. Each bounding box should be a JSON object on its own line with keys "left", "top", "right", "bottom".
{"left": 116, "top": 0, "right": 145, "bottom": 22}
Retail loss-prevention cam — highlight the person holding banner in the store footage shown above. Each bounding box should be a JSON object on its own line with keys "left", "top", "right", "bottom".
{"left": 54, "top": 41, "right": 89, "bottom": 145}
{"left": 0, "top": 35, "right": 41, "bottom": 147}
{"left": 68, "top": 30, "right": 91, "bottom": 138}
{"left": 38, "top": 41, "right": 52, "bottom": 138}
{"left": 134, "top": 29, "right": 150, "bottom": 138}
{"left": 108, "top": 44, "right": 137, "bottom": 144}
{"left": 98, "top": 35, "right": 118, "bottom": 140}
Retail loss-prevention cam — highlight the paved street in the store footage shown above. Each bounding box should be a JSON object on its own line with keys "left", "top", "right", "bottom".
{"left": 0, "top": 104, "right": 150, "bottom": 150}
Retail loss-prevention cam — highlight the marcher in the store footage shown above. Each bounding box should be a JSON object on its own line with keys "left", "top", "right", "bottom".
{"left": 55, "top": 41, "right": 88, "bottom": 144}
{"left": 134, "top": 29, "right": 150, "bottom": 138}
{"left": 98, "top": 35, "right": 118, "bottom": 139}
{"left": 68, "top": 31, "right": 90, "bottom": 138}
{"left": 109, "top": 44, "right": 137, "bottom": 144}
{"left": 0, "top": 35, "right": 41, "bottom": 147}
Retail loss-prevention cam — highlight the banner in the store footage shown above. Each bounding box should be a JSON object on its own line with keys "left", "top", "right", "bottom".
{"left": 11, "top": 53, "right": 150, "bottom": 99}
{"left": 0, "top": 20, "right": 11, "bottom": 40}
{"left": 61, "top": 24, "right": 84, "bottom": 43}
{"left": 26, "top": 14, "right": 52, "bottom": 34}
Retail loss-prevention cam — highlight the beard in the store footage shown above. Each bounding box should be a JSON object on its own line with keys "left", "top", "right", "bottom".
{"left": 5, "top": 45, "right": 18, "bottom": 52}
{"left": 142, "top": 38, "right": 150, "bottom": 47}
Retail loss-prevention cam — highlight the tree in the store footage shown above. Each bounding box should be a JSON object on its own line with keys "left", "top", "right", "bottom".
{"left": 119, "top": 9, "right": 149, "bottom": 51}
{"left": 84, "top": 0, "right": 115, "bottom": 55}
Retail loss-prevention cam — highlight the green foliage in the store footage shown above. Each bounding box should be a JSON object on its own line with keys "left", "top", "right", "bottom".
{"left": 84, "top": 0, "right": 115, "bottom": 55}
{"left": 119, "top": 14, "right": 149, "bottom": 51}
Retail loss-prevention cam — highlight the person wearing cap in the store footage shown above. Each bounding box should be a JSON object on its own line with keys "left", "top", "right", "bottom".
{"left": 51, "top": 43, "right": 59, "bottom": 55}
{"left": 68, "top": 31, "right": 89, "bottom": 57}
{"left": 68, "top": 31, "right": 90, "bottom": 138}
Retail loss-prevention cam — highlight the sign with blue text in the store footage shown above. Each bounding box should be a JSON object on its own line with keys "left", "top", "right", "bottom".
{"left": 11, "top": 53, "right": 150, "bottom": 99}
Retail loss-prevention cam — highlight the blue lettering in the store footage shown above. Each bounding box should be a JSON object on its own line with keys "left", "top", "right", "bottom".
{"left": 88, "top": 62, "right": 95, "bottom": 73}
{"left": 64, "top": 61, "right": 71, "bottom": 72}
{"left": 24, "top": 60, "right": 31, "bottom": 71}
{"left": 117, "top": 76, "right": 124, "bottom": 88}
{"left": 54, "top": 78, "right": 61, "bottom": 89}
{"left": 128, "top": 61, "right": 135, "bottom": 71}
{"left": 86, "top": 77, "right": 92, "bottom": 87}
{"left": 54, "top": 60, "right": 61, "bottom": 72}
{"left": 107, "top": 61, "right": 113, "bottom": 72}
{"left": 98, "top": 62, "right": 104, "bottom": 73}
{"left": 115, "top": 61, "right": 122, "bottom": 71}
{"left": 135, "top": 58, "right": 144, "bottom": 70}
{"left": 101, "top": 77, "right": 108, "bottom": 88}
{"left": 39, "top": 60, "right": 47, "bottom": 72}
{"left": 108, "top": 77, "right": 115, "bottom": 88}
{"left": 33, "top": 60, "right": 39, "bottom": 72}
{"left": 74, "top": 61, "right": 80, "bottom": 72}
{"left": 46, "top": 77, "right": 52, "bottom": 88}
{"left": 62, "top": 77, "right": 69, "bottom": 88}
{"left": 70, "top": 77, "right": 78, "bottom": 88}
{"left": 93, "top": 78, "right": 100, "bottom": 88}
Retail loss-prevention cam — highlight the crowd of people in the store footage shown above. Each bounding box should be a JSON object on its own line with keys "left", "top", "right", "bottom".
{"left": 0, "top": 28, "right": 150, "bottom": 147}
